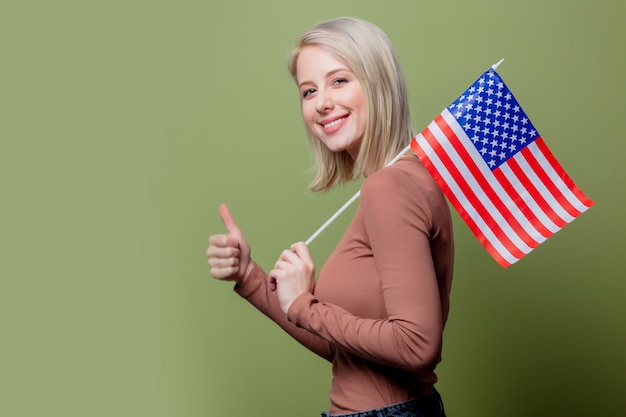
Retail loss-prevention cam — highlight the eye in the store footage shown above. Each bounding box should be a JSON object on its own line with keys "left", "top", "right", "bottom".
{"left": 332, "top": 78, "right": 348, "bottom": 86}
{"left": 302, "top": 88, "right": 316, "bottom": 99}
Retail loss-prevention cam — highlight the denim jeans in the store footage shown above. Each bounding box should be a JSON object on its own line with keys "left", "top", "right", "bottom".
{"left": 320, "top": 389, "right": 446, "bottom": 417}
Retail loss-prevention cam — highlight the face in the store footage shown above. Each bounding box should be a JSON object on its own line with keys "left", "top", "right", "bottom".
{"left": 296, "top": 46, "right": 367, "bottom": 159}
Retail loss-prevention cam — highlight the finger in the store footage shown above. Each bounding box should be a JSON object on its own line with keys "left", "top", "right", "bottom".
{"left": 208, "top": 234, "right": 240, "bottom": 251}
{"left": 210, "top": 264, "right": 240, "bottom": 280}
{"left": 278, "top": 249, "right": 299, "bottom": 263}
{"left": 208, "top": 256, "right": 239, "bottom": 269}
{"left": 206, "top": 243, "right": 240, "bottom": 259}
{"left": 219, "top": 204, "right": 242, "bottom": 237}
{"left": 291, "top": 242, "right": 314, "bottom": 265}
{"left": 272, "top": 259, "right": 291, "bottom": 271}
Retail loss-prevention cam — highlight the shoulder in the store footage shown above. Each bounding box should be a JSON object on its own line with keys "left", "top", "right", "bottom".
{"left": 361, "top": 155, "right": 443, "bottom": 205}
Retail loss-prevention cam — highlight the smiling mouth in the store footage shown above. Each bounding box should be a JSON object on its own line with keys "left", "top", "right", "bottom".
{"left": 322, "top": 117, "right": 347, "bottom": 129}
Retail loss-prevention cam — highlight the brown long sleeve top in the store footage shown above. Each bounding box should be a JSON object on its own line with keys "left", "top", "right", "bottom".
{"left": 235, "top": 155, "right": 454, "bottom": 414}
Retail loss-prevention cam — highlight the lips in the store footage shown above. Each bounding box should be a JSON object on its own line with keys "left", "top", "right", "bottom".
{"left": 319, "top": 115, "right": 349, "bottom": 133}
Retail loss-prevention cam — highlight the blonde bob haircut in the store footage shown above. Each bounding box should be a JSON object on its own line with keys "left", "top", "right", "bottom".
{"left": 288, "top": 17, "right": 414, "bottom": 192}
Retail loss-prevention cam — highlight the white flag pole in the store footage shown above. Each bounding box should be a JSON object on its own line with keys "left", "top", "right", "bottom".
{"left": 305, "top": 143, "right": 412, "bottom": 245}
{"left": 492, "top": 58, "right": 505, "bottom": 70}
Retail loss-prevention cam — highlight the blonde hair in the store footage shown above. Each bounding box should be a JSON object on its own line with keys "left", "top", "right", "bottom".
{"left": 288, "top": 17, "right": 414, "bottom": 192}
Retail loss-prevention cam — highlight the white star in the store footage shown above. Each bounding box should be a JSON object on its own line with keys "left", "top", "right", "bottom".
{"left": 513, "top": 105, "right": 520, "bottom": 112}
{"left": 488, "top": 159, "right": 496, "bottom": 168}
{"left": 499, "top": 151, "right": 506, "bottom": 159}
{"left": 521, "top": 117, "right": 528, "bottom": 125}
{"left": 508, "top": 143, "right": 517, "bottom": 152}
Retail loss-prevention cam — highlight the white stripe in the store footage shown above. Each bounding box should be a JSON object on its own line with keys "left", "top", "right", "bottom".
{"left": 529, "top": 143, "right": 592, "bottom": 214}
{"left": 429, "top": 115, "right": 534, "bottom": 254}
{"left": 512, "top": 147, "right": 576, "bottom": 223}
{"left": 497, "top": 162, "right": 562, "bottom": 234}
{"left": 415, "top": 129, "right": 519, "bottom": 265}
{"left": 441, "top": 110, "right": 548, "bottom": 246}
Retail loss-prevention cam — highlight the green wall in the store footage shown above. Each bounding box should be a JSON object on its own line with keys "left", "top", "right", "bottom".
{"left": 1, "top": 1, "right": 624, "bottom": 416}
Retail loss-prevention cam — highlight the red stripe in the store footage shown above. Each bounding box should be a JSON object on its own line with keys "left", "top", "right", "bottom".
{"left": 505, "top": 155, "right": 569, "bottom": 228}
{"left": 434, "top": 116, "right": 540, "bottom": 249}
{"left": 419, "top": 122, "right": 527, "bottom": 261}
{"left": 411, "top": 138, "right": 513, "bottom": 267}
{"left": 492, "top": 167, "right": 555, "bottom": 239}
{"left": 534, "top": 138, "right": 595, "bottom": 209}
{"left": 521, "top": 142, "right": 583, "bottom": 218}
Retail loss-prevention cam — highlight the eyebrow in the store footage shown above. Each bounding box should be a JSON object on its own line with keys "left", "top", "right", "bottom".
{"left": 298, "top": 67, "right": 351, "bottom": 89}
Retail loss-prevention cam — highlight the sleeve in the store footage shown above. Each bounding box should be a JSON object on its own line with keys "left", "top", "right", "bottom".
{"left": 286, "top": 167, "right": 443, "bottom": 373}
{"left": 234, "top": 261, "right": 334, "bottom": 362}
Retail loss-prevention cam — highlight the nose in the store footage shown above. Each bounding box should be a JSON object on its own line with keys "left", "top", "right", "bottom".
{"left": 315, "top": 88, "right": 334, "bottom": 113}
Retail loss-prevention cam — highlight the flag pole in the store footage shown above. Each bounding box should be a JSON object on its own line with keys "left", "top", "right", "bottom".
{"left": 305, "top": 143, "right": 412, "bottom": 245}
{"left": 492, "top": 58, "right": 505, "bottom": 70}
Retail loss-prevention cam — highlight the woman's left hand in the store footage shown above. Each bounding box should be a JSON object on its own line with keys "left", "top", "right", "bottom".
{"left": 269, "top": 242, "right": 316, "bottom": 314}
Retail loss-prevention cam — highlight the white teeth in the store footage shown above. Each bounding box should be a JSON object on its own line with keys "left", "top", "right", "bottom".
{"left": 323, "top": 118, "right": 345, "bottom": 128}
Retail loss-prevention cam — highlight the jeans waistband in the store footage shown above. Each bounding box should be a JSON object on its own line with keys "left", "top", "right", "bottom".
{"left": 321, "top": 388, "right": 445, "bottom": 417}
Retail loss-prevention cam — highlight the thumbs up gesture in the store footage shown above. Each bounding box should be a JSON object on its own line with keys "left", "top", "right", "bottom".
{"left": 206, "top": 204, "right": 253, "bottom": 285}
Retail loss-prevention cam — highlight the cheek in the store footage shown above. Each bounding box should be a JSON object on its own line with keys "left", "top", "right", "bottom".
{"left": 300, "top": 102, "right": 316, "bottom": 122}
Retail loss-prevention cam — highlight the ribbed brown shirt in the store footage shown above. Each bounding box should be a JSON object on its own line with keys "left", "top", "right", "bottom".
{"left": 236, "top": 155, "right": 454, "bottom": 414}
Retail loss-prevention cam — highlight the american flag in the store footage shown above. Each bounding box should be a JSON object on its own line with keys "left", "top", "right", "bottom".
{"left": 411, "top": 68, "right": 594, "bottom": 267}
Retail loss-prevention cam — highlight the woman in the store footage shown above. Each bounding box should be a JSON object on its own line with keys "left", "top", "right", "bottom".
{"left": 207, "top": 17, "right": 453, "bottom": 417}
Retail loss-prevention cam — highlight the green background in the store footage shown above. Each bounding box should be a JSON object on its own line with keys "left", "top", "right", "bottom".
{"left": 1, "top": 0, "right": 624, "bottom": 416}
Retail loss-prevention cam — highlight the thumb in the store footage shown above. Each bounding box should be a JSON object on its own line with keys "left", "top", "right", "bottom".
{"left": 218, "top": 203, "right": 252, "bottom": 281}
{"left": 220, "top": 204, "right": 245, "bottom": 241}
{"left": 219, "top": 203, "right": 242, "bottom": 237}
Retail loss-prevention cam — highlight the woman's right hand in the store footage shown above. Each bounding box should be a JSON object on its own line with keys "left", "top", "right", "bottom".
{"left": 206, "top": 204, "right": 252, "bottom": 286}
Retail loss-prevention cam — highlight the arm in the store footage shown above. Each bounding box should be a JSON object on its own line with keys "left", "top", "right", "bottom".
{"left": 235, "top": 261, "right": 334, "bottom": 361}
{"left": 207, "top": 204, "right": 333, "bottom": 362}
{"left": 286, "top": 167, "right": 444, "bottom": 373}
